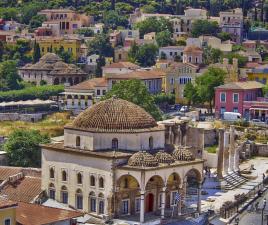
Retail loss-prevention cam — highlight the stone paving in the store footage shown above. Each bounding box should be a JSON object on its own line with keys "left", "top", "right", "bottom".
{"left": 201, "top": 157, "right": 268, "bottom": 212}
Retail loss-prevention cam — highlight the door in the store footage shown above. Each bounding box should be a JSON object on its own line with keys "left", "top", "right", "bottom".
{"left": 146, "top": 193, "right": 154, "bottom": 212}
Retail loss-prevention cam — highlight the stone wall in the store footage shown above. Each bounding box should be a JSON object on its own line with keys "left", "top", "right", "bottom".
{"left": 255, "top": 143, "right": 268, "bottom": 157}
{"left": 204, "top": 129, "right": 217, "bottom": 147}
{"left": 203, "top": 150, "right": 218, "bottom": 168}
{"left": 186, "top": 127, "right": 204, "bottom": 157}
{"left": 0, "top": 113, "right": 43, "bottom": 122}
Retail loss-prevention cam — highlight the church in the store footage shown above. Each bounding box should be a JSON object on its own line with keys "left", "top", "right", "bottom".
{"left": 41, "top": 97, "right": 204, "bottom": 223}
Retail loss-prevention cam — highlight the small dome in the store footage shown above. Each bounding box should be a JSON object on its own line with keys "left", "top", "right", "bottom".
{"left": 128, "top": 151, "right": 158, "bottom": 167}
{"left": 155, "top": 150, "right": 175, "bottom": 164}
{"left": 69, "top": 97, "right": 158, "bottom": 132}
{"left": 183, "top": 45, "right": 203, "bottom": 53}
{"left": 40, "top": 53, "right": 62, "bottom": 63}
{"left": 173, "top": 146, "right": 195, "bottom": 161}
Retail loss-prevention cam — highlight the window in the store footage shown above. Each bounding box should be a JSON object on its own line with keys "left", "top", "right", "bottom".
{"left": 233, "top": 107, "right": 238, "bottom": 113}
{"left": 77, "top": 172, "right": 83, "bottom": 184}
{"left": 149, "top": 136, "right": 153, "bottom": 150}
{"left": 233, "top": 93, "right": 239, "bottom": 103}
{"left": 4, "top": 219, "right": 11, "bottom": 225}
{"left": 102, "top": 90, "right": 106, "bottom": 95}
{"left": 61, "top": 186, "right": 68, "bottom": 204}
{"left": 171, "top": 191, "right": 177, "bottom": 206}
{"left": 99, "top": 199, "right": 105, "bottom": 214}
{"left": 49, "top": 167, "right": 55, "bottom": 179}
{"left": 112, "top": 138, "right": 118, "bottom": 150}
{"left": 76, "top": 136, "right": 80, "bottom": 147}
{"left": 96, "top": 89, "right": 100, "bottom": 95}
{"left": 62, "top": 170, "right": 67, "bottom": 181}
{"left": 220, "top": 92, "right": 226, "bottom": 102}
{"left": 122, "top": 199, "right": 129, "bottom": 214}
{"left": 76, "top": 189, "right": 83, "bottom": 209}
{"left": 90, "top": 175, "right": 95, "bottom": 186}
{"left": 99, "top": 177, "right": 104, "bottom": 188}
{"left": 135, "top": 198, "right": 140, "bottom": 212}
{"left": 49, "top": 183, "right": 55, "bottom": 200}
{"left": 89, "top": 192, "right": 96, "bottom": 212}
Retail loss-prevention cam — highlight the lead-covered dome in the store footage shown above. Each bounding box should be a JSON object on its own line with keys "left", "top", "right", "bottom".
{"left": 173, "top": 146, "right": 195, "bottom": 161}
{"left": 69, "top": 97, "right": 158, "bottom": 132}
{"left": 155, "top": 150, "right": 175, "bottom": 164}
{"left": 128, "top": 151, "right": 158, "bottom": 167}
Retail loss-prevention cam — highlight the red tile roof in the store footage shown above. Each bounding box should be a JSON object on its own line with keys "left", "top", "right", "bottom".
{"left": 17, "top": 202, "right": 82, "bottom": 225}
{"left": 106, "top": 70, "right": 166, "bottom": 80}
{"left": 216, "top": 81, "right": 264, "bottom": 90}
{"left": 0, "top": 166, "right": 23, "bottom": 182}
{"left": 66, "top": 77, "right": 108, "bottom": 91}
{"left": 1, "top": 176, "right": 42, "bottom": 203}
{"left": 103, "top": 61, "right": 140, "bottom": 69}
{"left": 0, "top": 197, "right": 17, "bottom": 209}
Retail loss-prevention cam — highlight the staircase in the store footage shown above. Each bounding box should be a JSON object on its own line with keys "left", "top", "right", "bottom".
{"left": 223, "top": 172, "right": 248, "bottom": 190}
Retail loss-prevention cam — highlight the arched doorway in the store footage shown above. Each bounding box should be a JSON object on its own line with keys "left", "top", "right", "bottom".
{"left": 68, "top": 77, "right": 73, "bottom": 86}
{"left": 54, "top": 78, "right": 59, "bottom": 85}
{"left": 146, "top": 193, "right": 154, "bottom": 212}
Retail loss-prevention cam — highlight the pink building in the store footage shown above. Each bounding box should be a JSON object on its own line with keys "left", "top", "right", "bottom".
{"left": 215, "top": 81, "right": 268, "bottom": 121}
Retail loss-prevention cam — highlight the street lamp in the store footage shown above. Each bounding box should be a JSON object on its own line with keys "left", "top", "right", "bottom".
{"left": 262, "top": 198, "right": 267, "bottom": 225}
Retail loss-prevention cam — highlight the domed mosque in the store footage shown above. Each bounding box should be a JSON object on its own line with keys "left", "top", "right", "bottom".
{"left": 41, "top": 97, "right": 204, "bottom": 223}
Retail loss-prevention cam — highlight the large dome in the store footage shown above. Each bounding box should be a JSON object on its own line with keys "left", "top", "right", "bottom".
{"left": 68, "top": 97, "right": 158, "bottom": 132}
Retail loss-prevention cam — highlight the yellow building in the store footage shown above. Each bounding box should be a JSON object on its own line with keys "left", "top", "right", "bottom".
{"left": 37, "top": 37, "right": 81, "bottom": 60}
{"left": 247, "top": 64, "right": 268, "bottom": 85}
{"left": 156, "top": 60, "right": 201, "bottom": 104}
{"left": 0, "top": 198, "right": 17, "bottom": 225}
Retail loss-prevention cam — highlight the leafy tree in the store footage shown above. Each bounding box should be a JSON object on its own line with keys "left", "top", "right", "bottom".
{"left": 134, "top": 17, "right": 173, "bottom": 37}
{"left": 128, "top": 41, "right": 139, "bottom": 63}
{"left": 0, "top": 60, "right": 21, "bottom": 91}
{"left": 232, "top": 44, "right": 245, "bottom": 52}
{"left": 183, "top": 82, "right": 200, "bottom": 106}
{"left": 56, "top": 46, "right": 72, "bottom": 63}
{"left": 87, "top": 33, "right": 114, "bottom": 57}
{"left": 224, "top": 53, "right": 248, "bottom": 67}
{"left": 96, "top": 55, "right": 106, "bottom": 77}
{"left": 217, "top": 32, "right": 231, "bottom": 41}
{"left": 195, "top": 67, "right": 226, "bottom": 112}
{"left": 115, "top": 2, "right": 134, "bottom": 14}
{"left": 0, "top": 7, "right": 18, "bottom": 20}
{"left": 75, "top": 28, "right": 94, "bottom": 37}
{"left": 160, "top": 51, "right": 167, "bottom": 60}
{"left": 103, "top": 10, "right": 128, "bottom": 29}
{"left": 3, "top": 129, "right": 50, "bottom": 167}
{"left": 203, "top": 47, "right": 223, "bottom": 65}
{"left": 177, "top": 39, "right": 186, "bottom": 46}
{"left": 136, "top": 44, "right": 159, "bottom": 67}
{"left": 191, "top": 20, "right": 219, "bottom": 37}
{"left": 20, "top": 2, "right": 45, "bottom": 24}
{"left": 103, "top": 79, "right": 162, "bottom": 121}
{"left": 263, "top": 84, "right": 268, "bottom": 96}
{"left": 156, "top": 30, "right": 173, "bottom": 47}
{"left": 29, "top": 14, "right": 46, "bottom": 30}
{"left": 33, "top": 41, "right": 41, "bottom": 63}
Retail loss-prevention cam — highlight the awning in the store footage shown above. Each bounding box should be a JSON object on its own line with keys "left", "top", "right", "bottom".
{"left": 249, "top": 107, "right": 268, "bottom": 111}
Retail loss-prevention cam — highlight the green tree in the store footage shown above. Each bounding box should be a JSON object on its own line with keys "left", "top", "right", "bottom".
{"left": 56, "top": 46, "right": 72, "bottom": 63}
{"left": 136, "top": 44, "right": 159, "bottom": 67}
{"left": 196, "top": 67, "right": 226, "bottom": 112}
{"left": 203, "top": 47, "right": 223, "bottom": 64}
{"left": 134, "top": 17, "right": 173, "bottom": 37}
{"left": 103, "top": 79, "right": 162, "bottom": 120}
{"left": 0, "top": 60, "right": 21, "bottom": 91}
{"left": 0, "top": 7, "right": 18, "bottom": 20}
{"left": 3, "top": 129, "right": 50, "bottom": 167}
{"left": 191, "top": 20, "right": 219, "bottom": 37}
{"left": 128, "top": 41, "right": 139, "bottom": 63}
{"left": 103, "top": 10, "right": 128, "bottom": 29}
{"left": 156, "top": 30, "right": 172, "bottom": 47}
{"left": 75, "top": 28, "right": 94, "bottom": 37}
{"left": 33, "top": 41, "right": 41, "bottom": 63}
{"left": 96, "top": 55, "right": 106, "bottom": 77}
{"left": 29, "top": 14, "right": 46, "bottom": 30}
{"left": 183, "top": 82, "right": 200, "bottom": 106}
{"left": 224, "top": 53, "right": 248, "bottom": 67}
{"left": 217, "top": 31, "right": 231, "bottom": 41}
{"left": 20, "top": 2, "right": 45, "bottom": 24}
{"left": 87, "top": 33, "right": 114, "bottom": 57}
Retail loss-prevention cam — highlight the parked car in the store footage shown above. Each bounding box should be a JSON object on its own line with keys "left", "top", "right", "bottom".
{"left": 223, "top": 112, "right": 241, "bottom": 121}
{"left": 180, "top": 106, "right": 189, "bottom": 112}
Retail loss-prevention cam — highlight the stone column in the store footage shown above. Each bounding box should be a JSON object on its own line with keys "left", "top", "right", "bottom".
{"left": 197, "top": 183, "right": 202, "bottom": 214}
{"left": 224, "top": 131, "right": 230, "bottom": 175}
{"left": 140, "top": 190, "right": 145, "bottom": 223}
{"left": 217, "top": 128, "right": 225, "bottom": 179}
{"left": 169, "top": 126, "right": 174, "bottom": 144}
{"left": 161, "top": 187, "right": 166, "bottom": 219}
{"left": 178, "top": 186, "right": 183, "bottom": 216}
{"left": 229, "top": 125, "right": 235, "bottom": 172}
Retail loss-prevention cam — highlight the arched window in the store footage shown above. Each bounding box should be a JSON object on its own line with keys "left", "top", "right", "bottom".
{"left": 61, "top": 186, "right": 68, "bottom": 204}
{"left": 98, "top": 193, "right": 105, "bottom": 214}
{"left": 76, "top": 189, "right": 83, "bottom": 209}
{"left": 62, "top": 170, "right": 67, "bottom": 181}
{"left": 112, "top": 138, "right": 118, "bottom": 150}
{"left": 76, "top": 136, "right": 80, "bottom": 147}
{"left": 99, "top": 177, "right": 104, "bottom": 188}
{"left": 89, "top": 192, "right": 96, "bottom": 212}
{"left": 49, "top": 183, "right": 55, "bottom": 200}
{"left": 77, "top": 172, "right": 83, "bottom": 184}
{"left": 90, "top": 175, "right": 95, "bottom": 186}
{"left": 49, "top": 168, "right": 55, "bottom": 179}
{"left": 124, "top": 178, "right": 128, "bottom": 188}
{"left": 149, "top": 136, "right": 153, "bottom": 150}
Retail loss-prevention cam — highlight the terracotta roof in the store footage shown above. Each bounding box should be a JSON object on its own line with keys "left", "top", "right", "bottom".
{"left": 1, "top": 176, "right": 42, "bottom": 203}
{"left": 0, "top": 197, "right": 17, "bottom": 209}
{"left": 103, "top": 61, "right": 140, "bottom": 69}
{"left": 216, "top": 81, "right": 264, "bottom": 90}
{"left": 68, "top": 97, "right": 159, "bottom": 132}
{"left": 106, "top": 70, "right": 165, "bottom": 80}
{"left": 183, "top": 45, "right": 203, "bottom": 53}
{"left": 0, "top": 166, "right": 23, "bottom": 182}
{"left": 16, "top": 202, "right": 82, "bottom": 225}
{"left": 128, "top": 151, "right": 159, "bottom": 167}
{"left": 66, "top": 78, "right": 108, "bottom": 91}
